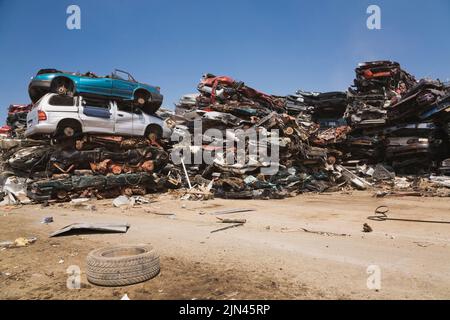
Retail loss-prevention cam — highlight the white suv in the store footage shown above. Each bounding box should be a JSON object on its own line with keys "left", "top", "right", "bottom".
{"left": 25, "top": 93, "right": 171, "bottom": 139}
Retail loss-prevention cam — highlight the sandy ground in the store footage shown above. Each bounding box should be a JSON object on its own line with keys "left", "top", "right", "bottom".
{"left": 1, "top": 191, "right": 450, "bottom": 300}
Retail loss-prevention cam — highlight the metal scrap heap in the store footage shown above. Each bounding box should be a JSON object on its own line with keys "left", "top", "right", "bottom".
{"left": 1, "top": 62, "right": 450, "bottom": 205}
{"left": 0, "top": 134, "right": 173, "bottom": 204}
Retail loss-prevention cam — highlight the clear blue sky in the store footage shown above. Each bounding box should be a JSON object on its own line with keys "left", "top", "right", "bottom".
{"left": 1, "top": 0, "right": 449, "bottom": 124}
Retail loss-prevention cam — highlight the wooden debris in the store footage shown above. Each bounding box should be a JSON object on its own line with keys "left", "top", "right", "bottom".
{"left": 216, "top": 217, "right": 247, "bottom": 224}
{"left": 211, "top": 223, "right": 244, "bottom": 233}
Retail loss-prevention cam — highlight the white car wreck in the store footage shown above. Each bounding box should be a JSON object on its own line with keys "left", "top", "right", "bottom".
{"left": 25, "top": 94, "right": 171, "bottom": 139}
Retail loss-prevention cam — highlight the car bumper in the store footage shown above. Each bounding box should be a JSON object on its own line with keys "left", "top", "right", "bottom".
{"left": 29, "top": 80, "right": 52, "bottom": 102}
{"left": 25, "top": 123, "right": 55, "bottom": 137}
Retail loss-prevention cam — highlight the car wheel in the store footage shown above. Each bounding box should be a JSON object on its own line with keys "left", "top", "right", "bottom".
{"left": 134, "top": 91, "right": 150, "bottom": 106}
{"left": 56, "top": 121, "right": 81, "bottom": 138}
{"left": 145, "top": 125, "right": 162, "bottom": 142}
{"left": 51, "top": 78, "right": 74, "bottom": 96}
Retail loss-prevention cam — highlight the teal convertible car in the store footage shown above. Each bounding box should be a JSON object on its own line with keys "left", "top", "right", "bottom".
{"left": 28, "top": 69, "right": 163, "bottom": 113}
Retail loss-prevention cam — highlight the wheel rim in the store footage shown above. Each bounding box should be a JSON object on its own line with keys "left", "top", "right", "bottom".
{"left": 137, "top": 97, "right": 146, "bottom": 105}
{"left": 148, "top": 132, "right": 158, "bottom": 141}
{"left": 57, "top": 84, "right": 67, "bottom": 95}
{"left": 63, "top": 127, "right": 75, "bottom": 137}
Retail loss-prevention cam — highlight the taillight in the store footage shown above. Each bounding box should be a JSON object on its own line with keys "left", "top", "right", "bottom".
{"left": 38, "top": 110, "right": 47, "bottom": 121}
{"left": 156, "top": 86, "right": 161, "bottom": 92}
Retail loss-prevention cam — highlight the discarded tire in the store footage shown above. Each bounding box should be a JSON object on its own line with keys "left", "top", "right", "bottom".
{"left": 86, "top": 244, "right": 160, "bottom": 287}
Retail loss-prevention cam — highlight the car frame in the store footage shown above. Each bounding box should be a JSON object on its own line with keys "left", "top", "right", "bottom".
{"left": 28, "top": 68, "right": 163, "bottom": 114}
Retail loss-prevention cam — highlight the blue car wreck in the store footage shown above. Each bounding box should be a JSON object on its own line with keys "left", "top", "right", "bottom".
{"left": 28, "top": 69, "right": 163, "bottom": 113}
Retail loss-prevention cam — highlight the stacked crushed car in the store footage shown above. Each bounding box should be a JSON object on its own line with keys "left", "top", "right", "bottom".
{"left": 1, "top": 61, "right": 450, "bottom": 205}
{"left": 0, "top": 69, "right": 175, "bottom": 205}
{"left": 172, "top": 63, "right": 450, "bottom": 198}
{"left": 172, "top": 74, "right": 334, "bottom": 199}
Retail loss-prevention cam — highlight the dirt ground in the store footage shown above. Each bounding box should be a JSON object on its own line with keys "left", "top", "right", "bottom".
{"left": 1, "top": 191, "right": 450, "bottom": 300}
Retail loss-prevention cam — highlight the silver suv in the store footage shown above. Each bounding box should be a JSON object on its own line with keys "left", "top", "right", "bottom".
{"left": 25, "top": 93, "right": 171, "bottom": 139}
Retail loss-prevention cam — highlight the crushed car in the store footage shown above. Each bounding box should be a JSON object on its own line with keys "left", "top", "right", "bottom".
{"left": 28, "top": 68, "right": 163, "bottom": 113}
{"left": 25, "top": 94, "right": 171, "bottom": 140}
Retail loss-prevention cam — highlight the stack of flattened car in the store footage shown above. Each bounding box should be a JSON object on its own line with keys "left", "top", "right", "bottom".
{"left": 1, "top": 62, "right": 449, "bottom": 205}
{"left": 344, "top": 61, "right": 450, "bottom": 174}
{"left": 5, "top": 104, "right": 32, "bottom": 138}
{"left": 171, "top": 65, "right": 450, "bottom": 198}
{"left": 170, "top": 74, "right": 365, "bottom": 199}
{"left": 0, "top": 68, "right": 174, "bottom": 205}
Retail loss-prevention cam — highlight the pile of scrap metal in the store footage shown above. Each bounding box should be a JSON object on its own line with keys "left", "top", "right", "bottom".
{"left": 0, "top": 133, "right": 176, "bottom": 204}
{"left": 170, "top": 74, "right": 373, "bottom": 199}
{"left": 345, "top": 61, "right": 417, "bottom": 128}
{"left": 342, "top": 61, "right": 450, "bottom": 174}
{"left": 2, "top": 104, "right": 32, "bottom": 138}
{"left": 170, "top": 66, "right": 450, "bottom": 199}
{"left": 285, "top": 90, "right": 348, "bottom": 129}
{"left": 1, "top": 62, "right": 449, "bottom": 205}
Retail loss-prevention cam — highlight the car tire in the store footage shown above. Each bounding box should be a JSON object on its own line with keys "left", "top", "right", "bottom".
{"left": 56, "top": 120, "right": 81, "bottom": 138}
{"left": 51, "top": 78, "right": 74, "bottom": 96}
{"left": 86, "top": 244, "right": 160, "bottom": 287}
{"left": 134, "top": 91, "right": 150, "bottom": 107}
{"left": 145, "top": 125, "right": 162, "bottom": 141}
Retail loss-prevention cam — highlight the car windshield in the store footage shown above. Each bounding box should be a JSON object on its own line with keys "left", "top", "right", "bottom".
{"left": 113, "top": 73, "right": 126, "bottom": 81}
{"left": 113, "top": 70, "right": 136, "bottom": 82}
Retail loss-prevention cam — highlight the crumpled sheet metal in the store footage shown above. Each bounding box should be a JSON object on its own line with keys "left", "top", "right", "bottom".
{"left": 169, "top": 67, "right": 449, "bottom": 199}
{"left": 27, "top": 172, "right": 156, "bottom": 202}
{"left": 1, "top": 62, "right": 450, "bottom": 204}
{"left": 49, "top": 222, "right": 130, "bottom": 237}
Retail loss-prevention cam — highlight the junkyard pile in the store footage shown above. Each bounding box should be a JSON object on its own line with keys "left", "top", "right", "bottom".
{"left": 1, "top": 61, "right": 450, "bottom": 205}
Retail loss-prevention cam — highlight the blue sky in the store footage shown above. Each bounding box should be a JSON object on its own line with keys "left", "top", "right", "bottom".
{"left": 0, "top": 0, "right": 449, "bottom": 123}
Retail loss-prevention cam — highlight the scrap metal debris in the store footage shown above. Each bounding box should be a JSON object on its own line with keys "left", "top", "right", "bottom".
{"left": 49, "top": 222, "right": 130, "bottom": 237}
{"left": 216, "top": 217, "right": 247, "bottom": 224}
{"left": 210, "top": 223, "right": 245, "bottom": 233}
{"left": 209, "top": 208, "right": 255, "bottom": 215}
{"left": 363, "top": 223, "right": 373, "bottom": 233}
{"left": 0, "top": 237, "right": 37, "bottom": 248}
{"left": 368, "top": 206, "right": 450, "bottom": 224}
{"left": 281, "top": 227, "right": 350, "bottom": 237}
{"left": 0, "top": 61, "right": 449, "bottom": 206}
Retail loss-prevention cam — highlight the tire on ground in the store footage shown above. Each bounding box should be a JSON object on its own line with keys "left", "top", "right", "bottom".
{"left": 86, "top": 244, "right": 160, "bottom": 287}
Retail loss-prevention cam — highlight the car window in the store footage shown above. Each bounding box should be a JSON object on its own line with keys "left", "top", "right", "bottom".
{"left": 113, "top": 71, "right": 128, "bottom": 81}
{"left": 83, "top": 98, "right": 110, "bottom": 109}
{"left": 112, "top": 73, "right": 126, "bottom": 81}
{"left": 113, "top": 70, "right": 136, "bottom": 82}
{"left": 49, "top": 95, "right": 75, "bottom": 106}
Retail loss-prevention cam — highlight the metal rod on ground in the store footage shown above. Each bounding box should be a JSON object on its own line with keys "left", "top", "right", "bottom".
{"left": 211, "top": 223, "right": 244, "bottom": 234}
{"left": 368, "top": 206, "right": 450, "bottom": 224}
{"left": 180, "top": 157, "right": 192, "bottom": 189}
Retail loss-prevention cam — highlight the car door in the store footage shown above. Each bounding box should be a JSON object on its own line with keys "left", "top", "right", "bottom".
{"left": 79, "top": 97, "right": 114, "bottom": 134}
{"left": 78, "top": 74, "right": 113, "bottom": 96}
{"left": 111, "top": 70, "right": 136, "bottom": 99}
{"left": 131, "top": 107, "right": 148, "bottom": 136}
{"left": 114, "top": 101, "right": 134, "bottom": 136}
